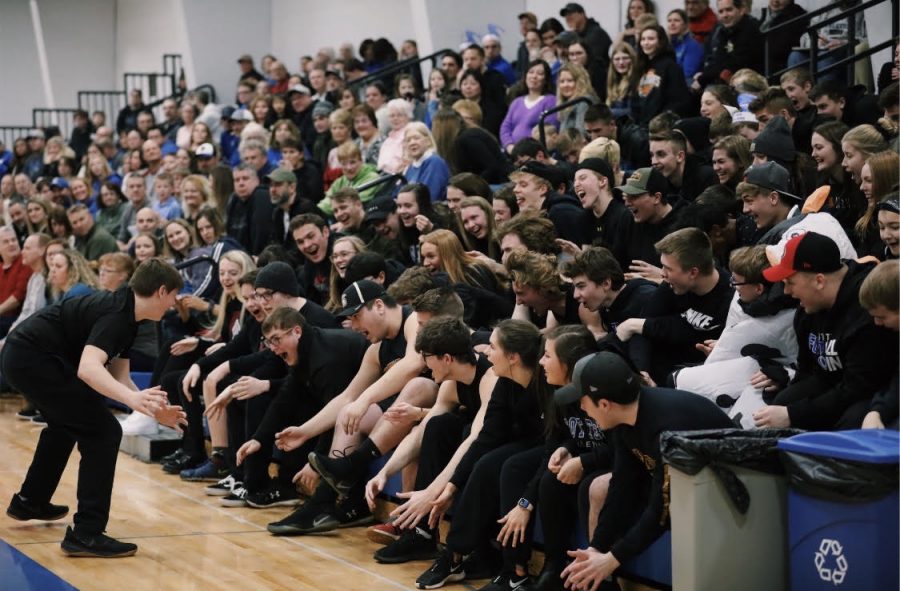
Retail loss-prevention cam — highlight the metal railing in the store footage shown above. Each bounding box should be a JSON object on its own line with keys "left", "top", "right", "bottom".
{"left": 33, "top": 108, "right": 81, "bottom": 141}
{"left": 765, "top": 0, "right": 899, "bottom": 85}
{"left": 124, "top": 72, "right": 177, "bottom": 106}
{"left": 348, "top": 49, "right": 453, "bottom": 91}
{"left": 0, "top": 126, "right": 34, "bottom": 149}
{"left": 77, "top": 90, "right": 127, "bottom": 129}
{"left": 357, "top": 172, "right": 406, "bottom": 198}
{"left": 0, "top": 53, "right": 214, "bottom": 148}
{"left": 538, "top": 96, "right": 594, "bottom": 148}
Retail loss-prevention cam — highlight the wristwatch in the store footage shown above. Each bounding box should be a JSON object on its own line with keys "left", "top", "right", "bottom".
{"left": 517, "top": 497, "right": 533, "bottom": 511}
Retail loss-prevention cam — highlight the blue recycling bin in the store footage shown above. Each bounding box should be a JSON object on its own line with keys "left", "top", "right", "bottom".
{"left": 778, "top": 430, "right": 899, "bottom": 591}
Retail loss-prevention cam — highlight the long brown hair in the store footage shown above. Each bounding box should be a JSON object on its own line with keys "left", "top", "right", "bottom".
{"left": 420, "top": 229, "right": 494, "bottom": 286}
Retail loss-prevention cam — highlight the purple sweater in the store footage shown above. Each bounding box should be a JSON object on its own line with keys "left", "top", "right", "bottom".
{"left": 500, "top": 94, "right": 559, "bottom": 148}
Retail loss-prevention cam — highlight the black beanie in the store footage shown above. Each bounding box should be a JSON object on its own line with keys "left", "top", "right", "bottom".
{"left": 674, "top": 117, "right": 711, "bottom": 153}
{"left": 254, "top": 261, "right": 300, "bottom": 297}
{"left": 751, "top": 115, "right": 795, "bottom": 163}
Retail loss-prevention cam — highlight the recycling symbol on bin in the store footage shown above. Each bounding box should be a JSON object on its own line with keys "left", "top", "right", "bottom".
{"left": 815, "top": 538, "right": 849, "bottom": 585}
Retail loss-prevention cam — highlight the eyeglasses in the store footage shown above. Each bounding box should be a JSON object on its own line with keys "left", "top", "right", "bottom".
{"left": 254, "top": 290, "right": 275, "bottom": 302}
{"left": 262, "top": 330, "right": 292, "bottom": 349}
{"left": 729, "top": 278, "right": 749, "bottom": 287}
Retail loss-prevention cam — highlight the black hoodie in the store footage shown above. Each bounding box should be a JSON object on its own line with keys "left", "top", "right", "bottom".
{"left": 699, "top": 15, "right": 764, "bottom": 86}
{"left": 611, "top": 198, "right": 688, "bottom": 269}
{"left": 667, "top": 153, "right": 718, "bottom": 202}
{"left": 542, "top": 191, "right": 597, "bottom": 246}
{"left": 782, "top": 260, "right": 898, "bottom": 430}
{"left": 634, "top": 52, "right": 691, "bottom": 126}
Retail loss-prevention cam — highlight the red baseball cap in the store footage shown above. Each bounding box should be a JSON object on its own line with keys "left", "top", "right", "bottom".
{"left": 763, "top": 232, "right": 842, "bottom": 282}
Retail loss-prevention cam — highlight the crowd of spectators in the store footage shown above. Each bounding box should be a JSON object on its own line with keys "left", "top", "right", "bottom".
{"left": 0, "top": 0, "right": 898, "bottom": 589}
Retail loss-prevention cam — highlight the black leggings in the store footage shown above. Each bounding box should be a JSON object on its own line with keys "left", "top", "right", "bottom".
{"left": 1, "top": 345, "right": 122, "bottom": 535}
{"left": 539, "top": 468, "right": 603, "bottom": 570}
{"left": 445, "top": 441, "right": 538, "bottom": 557}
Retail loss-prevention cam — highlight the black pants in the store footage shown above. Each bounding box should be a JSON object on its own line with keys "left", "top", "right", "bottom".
{"left": 163, "top": 368, "right": 210, "bottom": 460}
{"left": 228, "top": 392, "right": 277, "bottom": 492}
{"left": 540, "top": 468, "right": 603, "bottom": 570}
{"left": 241, "top": 392, "right": 323, "bottom": 492}
{"left": 1, "top": 344, "right": 122, "bottom": 535}
{"left": 445, "top": 440, "right": 536, "bottom": 556}
{"left": 411, "top": 413, "right": 471, "bottom": 530}
{"left": 774, "top": 377, "right": 871, "bottom": 429}
{"left": 497, "top": 446, "right": 544, "bottom": 569}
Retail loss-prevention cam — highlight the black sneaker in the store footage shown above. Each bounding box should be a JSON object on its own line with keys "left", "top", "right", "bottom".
{"left": 160, "top": 448, "right": 187, "bottom": 465}
{"left": 162, "top": 454, "right": 203, "bottom": 475}
{"left": 529, "top": 567, "right": 565, "bottom": 591}
{"left": 374, "top": 528, "right": 438, "bottom": 564}
{"left": 205, "top": 475, "right": 241, "bottom": 497}
{"left": 417, "top": 549, "right": 465, "bottom": 589}
{"left": 60, "top": 526, "right": 137, "bottom": 558}
{"left": 246, "top": 484, "right": 302, "bottom": 508}
{"left": 6, "top": 494, "right": 69, "bottom": 521}
{"left": 266, "top": 503, "right": 340, "bottom": 536}
{"left": 334, "top": 494, "right": 374, "bottom": 528}
{"left": 307, "top": 451, "right": 356, "bottom": 498}
{"left": 30, "top": 413, "right": 46, "bottom": 424}
{"left": 478, "top": 572, "right": 531, "bottom": 591}
{"left": 219, "top": 486, "right": 249, "bottom": 507}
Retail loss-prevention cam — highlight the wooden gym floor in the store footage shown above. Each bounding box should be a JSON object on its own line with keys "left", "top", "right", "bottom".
{"left": 0, "top": 395, "right": 449, "bottom": 591}
{"left": 0, "top": 396, "right": 656, "bottom": 591}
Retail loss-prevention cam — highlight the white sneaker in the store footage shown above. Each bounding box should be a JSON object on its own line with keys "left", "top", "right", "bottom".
{"left": 120, "top": 411, "right": 158, "bottom": 436}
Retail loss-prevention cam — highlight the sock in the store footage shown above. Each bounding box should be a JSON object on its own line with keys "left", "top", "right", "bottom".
{"left": 348, "top": 438, "right": 381, "bottom": 472}
{"left": 211, "top": 447, "right": 229, "bottom": 468}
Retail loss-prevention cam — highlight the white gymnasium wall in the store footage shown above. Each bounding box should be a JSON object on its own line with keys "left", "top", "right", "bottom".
{"left": 270, "top": 0, "right": 415, "bottom": 72}
{"left": 0, "top": 0, "right": 116, "bottom": 125}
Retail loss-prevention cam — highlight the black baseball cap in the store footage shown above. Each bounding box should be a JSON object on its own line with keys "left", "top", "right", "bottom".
{"left": 338, "top": 279, "right": 386, "bottom": 317}
{"left": 744, "top": 162, "right": 801, "bottom": 202}
{"left": 515, "top": 160, "right": 567, "bottom": 189}
{"left": 554, "top": 352, "right": 641, "bottom": 406}
{"left": 763, "top": 232, "right": 842, "bottom": 282}
{"left": 364, "top": 196, "right": 396, "bottom": 222}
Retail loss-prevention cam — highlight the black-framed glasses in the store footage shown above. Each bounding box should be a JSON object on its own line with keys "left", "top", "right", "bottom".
{"left": 262, "top": 330, "right": 291, "bottom": 348}
{"left": 729, "top": 278, "right": 749, "bottom": 287}
{"left": 254, "top": 290, "right": 275, "bottom": 302}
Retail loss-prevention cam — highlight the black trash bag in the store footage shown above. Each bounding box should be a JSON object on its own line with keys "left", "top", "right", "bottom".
{"left": 779, "top": 450, "right": 899, "bottom": 503}
{"left": 661, "top": 428, "right": 802, "bottom": 514}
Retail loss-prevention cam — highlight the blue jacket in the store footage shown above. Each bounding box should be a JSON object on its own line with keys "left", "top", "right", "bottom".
{"left": 404, "top": 153, "right": 450, "bottom": 202}
{"left": 488, "top": 56, "right": 517, "bottom": 86}
{"left": 672, "top": 33, "right": 704, "bottom": 84}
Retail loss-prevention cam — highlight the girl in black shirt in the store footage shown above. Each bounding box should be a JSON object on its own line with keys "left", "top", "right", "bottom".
{"left": 415, "top": 320, "right": 549, "bottom": 590}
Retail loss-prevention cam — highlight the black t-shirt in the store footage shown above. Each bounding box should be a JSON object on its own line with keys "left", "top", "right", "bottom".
{"left": 377, "top": 306, "right": 413, "bottom": 371}
{"left": 454, "top": 354, "right": 492, "bottom": 421}
{"left": 591, "top": 386, "right": 732, "bottom": 562}
{"left": 8, "top": 286, "right": 141, "bottom": 367}
{"left": 632, "top": 269, "right": 734, "bottom": 382}
{"left": 450, "top": 375, "right": 545, "bottom": 489}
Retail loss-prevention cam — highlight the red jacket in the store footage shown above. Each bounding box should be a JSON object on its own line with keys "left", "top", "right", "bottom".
{"left": 0, "top": 255, "right": 32, "bottom": 317}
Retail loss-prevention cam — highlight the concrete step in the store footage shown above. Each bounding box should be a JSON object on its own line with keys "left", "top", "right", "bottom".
{"left": 119, "top": 427, "right": 181, "bottom": 463}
